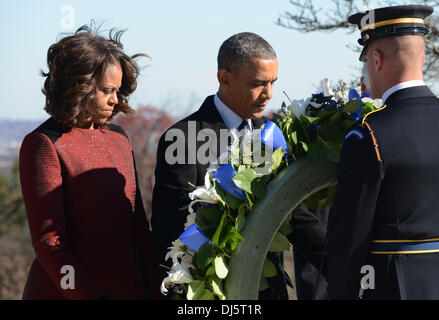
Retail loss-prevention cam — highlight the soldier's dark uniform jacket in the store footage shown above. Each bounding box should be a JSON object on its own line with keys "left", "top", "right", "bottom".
{"left": 327, "top": 85, "right": 439, "bottom": 299}
{"left": 327, "top": 4, "right": 439, "bottom": 300}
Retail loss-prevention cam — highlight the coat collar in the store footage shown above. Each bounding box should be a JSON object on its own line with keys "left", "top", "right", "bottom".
{"left": 385, "top": 85, "right": 435, "bottom": 106}
{"left": 198, "top": 95, "right": 224, "bottom": 125}
{"left": 198, "top": 95, "right": 267, "bottom": 130}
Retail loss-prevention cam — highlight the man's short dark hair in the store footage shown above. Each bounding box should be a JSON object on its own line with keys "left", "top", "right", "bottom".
{"left": 217, "top": 32, "right": 277, "bottom": 72}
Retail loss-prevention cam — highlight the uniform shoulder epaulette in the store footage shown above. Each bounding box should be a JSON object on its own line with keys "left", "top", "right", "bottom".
{"left": 361, "top": 104, "right": 388, "bottom": 125}
{"left": 361, "top": 105, "right": 388, "bottom": 180}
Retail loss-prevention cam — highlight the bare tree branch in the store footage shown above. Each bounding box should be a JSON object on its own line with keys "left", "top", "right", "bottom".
{"left": 277, "top": 0, "right": 439, "bottom": 82}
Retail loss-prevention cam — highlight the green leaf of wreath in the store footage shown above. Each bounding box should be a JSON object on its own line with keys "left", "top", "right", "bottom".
{"left": 262, "top": 258, "right": 278, "bottom": 278}
{"left": 307, "top": 141, "right": 326, "bottom": 159}
{"left": 232, "top": 168, "right": 260, "bottom": 194}
{"left": 329, "top": 111, "right": 342, "bottom": 124}
{"left": 187, "top": 280, "right": 206, "bottom": 300}
{"left": 268, "top": 232, "right": 291, "bottom": 252}
{"left": 299, "top": 141, "right": 309, "bottom": 153}
{"left": 362, "top": 102, "right": 376, "bottom": 114}
{"left": 319, "top": 123, "right": 345, "bottom": 142}
{"left": 341, "top": 119, "right": 355, "bottom": 130}
{"left": 272, "top": 147, "right": 285, "bottom": 173}
{"left": 251, "top": 177, "right": 267, "bottom": 199}
{"left": 201, "top": 289, "right": 216, "bottom": 300}
{"left": 272, "top": 111, "right": 283, "bottom": 125}
{"left": 235, "top": 204, "right": 246, "bottom": 232}
{"left": 214, "top": 183, "right": 243, "bottom": 210}
{"left": 211, "top": 211, "right": 227, "bottom": 246}
{"left": 219, "top": 225, "right": 243, "bottom": 250}
{"left": 279, "top": 217, "right": 294, "bottom": 237}
{"left": 259, "top": 275, "right": 269, "bottom": 292}
{"left": 206, "top": 265, "right": 216, "bottom": 277}
{"left": 343, "top": 99, "right": 361, "bottom": 113}
{"left": 300, "top": 115, "right": 319, "bottom": 124}
{"left": 290, "top": 131, "right": 298, "bottom": 145}
{"left": 195, "top": 243, "right": 217, "bottom": 269}
{"left": 317, "top": 110, "right": 336, "bottom": 121}
{"left": 198, "top": 206, "right": 222, "bottom": 227}
{"left": 318, "top": 136, "right": 341, "bottom": 162}
{"left": 209, "top": 275, "right": 226, "bottom": 300}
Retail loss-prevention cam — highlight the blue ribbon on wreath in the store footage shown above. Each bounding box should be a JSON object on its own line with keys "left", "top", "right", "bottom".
{"left": 212, "top": 163, "right": 247, "bottom": 203}
{"left": 260, "top": 120, "right": 288, "bottom": 159}
{"left": 179, "top": 224, "right": 211, "bottom": 252}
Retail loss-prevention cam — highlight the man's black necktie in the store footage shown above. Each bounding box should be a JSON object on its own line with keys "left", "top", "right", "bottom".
{"left": 238, "top": 120, "right": 250, "bottom": 132}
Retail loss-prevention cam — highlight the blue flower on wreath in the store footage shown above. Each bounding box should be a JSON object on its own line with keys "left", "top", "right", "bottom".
{"left": 348, "top": 89, "right": 364, "bottom": 121}
{"left": 361, "top": 92, "right": 371, "bottom": 98}
{"left": 311, "top": 92, "right": 325, "bottom": 102}
{"left": 322, "top": 100, "right": 337, "bottom": 111}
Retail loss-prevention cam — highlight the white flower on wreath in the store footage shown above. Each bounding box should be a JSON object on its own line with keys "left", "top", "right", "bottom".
{"left": 335, "top": 80, "right": 349, "bottom": 104}
{"left": 161, "top": 242, "right": 196, "bottom": 295}
{"left": 321, "top": 78, "right": 334, "bottom": 97}
{"left": 164, "top": 239, "right": 185, "bottom": 262}
{"left": 362, "top": 97, "right": 383, "bottom": 108}
{"left": 288, "top": 98, "right": 321, "bottom": 119}
{"left": 229, "top": 128, "right": 241, "bottom": 166}
{"left": 240, "top": 130, "right": 253, "bottom": 166}
{"left": 208, "top": 128, "right": 241, "bottom": 170}
{"left": 334, "top": 90, "right": 349, "bottom": 105}
{"left": 184, "top": 212, "right": 196, "bottom": 230}
{"left": 165, "top": 241, "right": 196, "bottom": 272}
{"left": 160, "top": 259, "right": 194, "bottom": 294}
{"left": 172, "top": 251, "right": 195, "bottom": 271}
{"left": 188, "top": 169, "right": 222, "bottom": 213}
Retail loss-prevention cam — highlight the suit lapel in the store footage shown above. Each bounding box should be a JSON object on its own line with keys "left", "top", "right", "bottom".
{"left": 197, "top": 95, "right": 228, "bottom": 132}
{"left": 194, "top": 96, "right": 228, "bottom": 183}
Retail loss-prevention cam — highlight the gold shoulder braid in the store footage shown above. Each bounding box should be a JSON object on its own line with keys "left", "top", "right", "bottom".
{"left": 361, "top": 105, "right": 388, "bottom": 181}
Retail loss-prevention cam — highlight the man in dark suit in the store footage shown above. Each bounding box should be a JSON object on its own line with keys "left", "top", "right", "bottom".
{"left": 327, "top": 5, "right": 439, "bottom": 299}
{"left": 152, "top": 32, "right": 326, "bottom": 299}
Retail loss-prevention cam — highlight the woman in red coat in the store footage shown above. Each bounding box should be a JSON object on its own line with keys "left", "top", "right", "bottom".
{"left": 19, "top": 25, "right": 161, "bottom": 299}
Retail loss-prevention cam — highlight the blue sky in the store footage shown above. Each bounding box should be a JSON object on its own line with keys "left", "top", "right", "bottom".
{"left": 0, "top": 0, "right": 366, "bottom": 120}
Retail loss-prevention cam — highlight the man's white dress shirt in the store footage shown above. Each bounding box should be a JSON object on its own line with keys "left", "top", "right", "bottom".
{"left": 382, "top": 80, "right": 425, "bottom": 104}
{"left": 214, "top": 93, "right": 253, "bottom": 131}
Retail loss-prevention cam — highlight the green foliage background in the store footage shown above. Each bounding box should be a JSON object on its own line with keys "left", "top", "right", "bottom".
{"left": 0, "top": 160, "right": 34, "bottom": 299}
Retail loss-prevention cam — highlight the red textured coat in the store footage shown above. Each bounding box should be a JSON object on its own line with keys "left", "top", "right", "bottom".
{"left": 19, "top": 118, "right": 162, "bottom": 300}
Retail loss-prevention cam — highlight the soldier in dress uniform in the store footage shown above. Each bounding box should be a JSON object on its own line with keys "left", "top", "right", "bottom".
{"left": 327, "top": 5, "right": 439, "bottom": 299}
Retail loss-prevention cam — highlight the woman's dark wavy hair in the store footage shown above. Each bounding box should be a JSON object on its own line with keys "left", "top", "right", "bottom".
{"left": 41, "top": 23, "right": 148, "bottom": 128}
